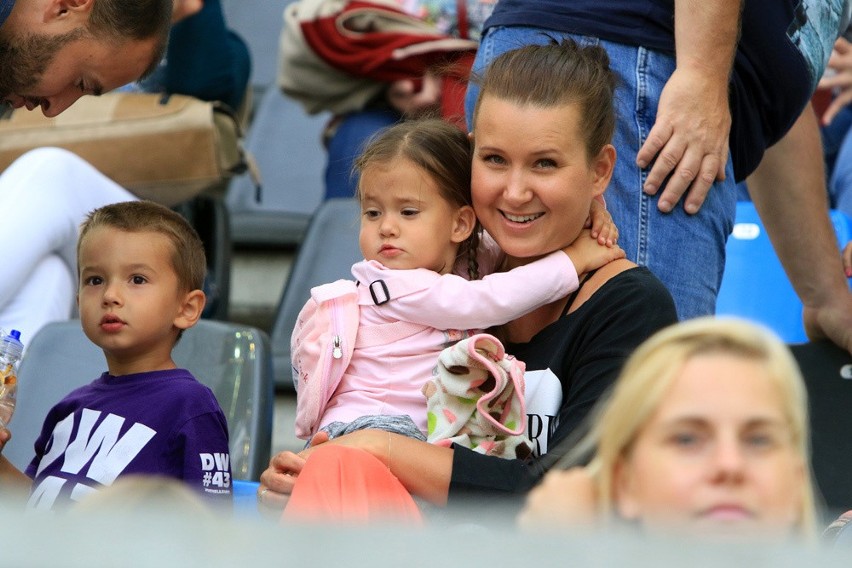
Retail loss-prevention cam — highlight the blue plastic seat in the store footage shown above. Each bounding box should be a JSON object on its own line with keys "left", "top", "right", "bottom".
{"left": 716, "top": 202, "right": 852, "bottom": 342}
{"left": 231, "top": 479, "right": 262, "bottom": 520}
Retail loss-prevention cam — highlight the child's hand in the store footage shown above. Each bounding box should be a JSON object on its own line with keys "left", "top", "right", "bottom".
{"left": 0, "top": 427, "right": 9, "bottom": 453}
{"left": 584, "top": 197, "right": 619, "bottom": 247}
{"left": 843, "top": 242, "right": 852, "bottom": 278}
{"left": 563, "top": 229, "right": 626, "bottom": 274}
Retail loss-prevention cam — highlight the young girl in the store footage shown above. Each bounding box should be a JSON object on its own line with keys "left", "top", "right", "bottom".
{"left": 519, "top": 317, "right": 817, "bottom": 541}
{"left": 292, "top": 118, "right": 624, "bottom": 447}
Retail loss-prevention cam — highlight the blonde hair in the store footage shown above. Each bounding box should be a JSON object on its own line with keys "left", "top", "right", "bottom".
{"left": 586, "top": 317, "right": 816, "bottom": 537}
{"left": 74, "top": 475, "right": 210, "bottom": 517}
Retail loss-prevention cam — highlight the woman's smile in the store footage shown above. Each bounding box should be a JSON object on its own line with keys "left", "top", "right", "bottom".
{"left": 501, "top": 211, "right": 544, "bottom": 223}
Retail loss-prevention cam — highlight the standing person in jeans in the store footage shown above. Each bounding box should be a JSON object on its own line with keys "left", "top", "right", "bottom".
{"left": 465, "top": 1, "right": 852, "bottom": 358}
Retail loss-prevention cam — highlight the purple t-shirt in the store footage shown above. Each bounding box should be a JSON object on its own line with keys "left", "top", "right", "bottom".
{"left": 25, "top": 368, "right": 232, "bottom": 511}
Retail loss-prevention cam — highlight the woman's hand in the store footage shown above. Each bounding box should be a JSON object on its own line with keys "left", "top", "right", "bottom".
{"left": 517, "top": 467, "right": 599, "bottom": 530}
{"left": 256, "top": 432, "right": 330, "bottom": 513}
{"left": 386, "top": 72, "right": 442, "bottom": 118}
{"left": 585, "top": 198, "right": 619, "bottom": 247}
{"left": 172, "top": 0, "right": 204, "bottom": 23}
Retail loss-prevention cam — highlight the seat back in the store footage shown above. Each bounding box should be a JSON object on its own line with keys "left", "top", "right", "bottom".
{"left": 270, "top": 198, "right": 363, "bottom": 388}
{"left": 225, "top": 86, "right": 330, "bottom": 246}
{"left": 5, "top": 319, "right": 274, "bottom": 481}
{"left": 790, "top": 341, "right": 852, "bottom": 518}
{"left": 174, "top": 194, "right": 232, "bottom": 321}
{"left": 716, "top": 202, "right": 852, "bottom": 342}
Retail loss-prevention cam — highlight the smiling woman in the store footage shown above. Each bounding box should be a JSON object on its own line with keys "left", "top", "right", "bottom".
{"left": 0, "top": 0, "right": 171, "bottom": 115}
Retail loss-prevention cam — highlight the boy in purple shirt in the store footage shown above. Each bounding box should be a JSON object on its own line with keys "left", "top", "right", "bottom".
{"left": 0, "top": 201, "right": 231, "bottom": 510}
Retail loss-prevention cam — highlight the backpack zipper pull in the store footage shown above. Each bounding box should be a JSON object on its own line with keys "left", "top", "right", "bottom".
{"left": 332, "top": 335, "right": 342, "bottom": 359}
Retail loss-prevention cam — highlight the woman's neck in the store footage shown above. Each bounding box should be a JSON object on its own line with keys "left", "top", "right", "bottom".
{"left": 501, "top": 253, "right": 582, "bottom": 343}
{"left": 502, "top": 300, "right": 567, "bottom": 344}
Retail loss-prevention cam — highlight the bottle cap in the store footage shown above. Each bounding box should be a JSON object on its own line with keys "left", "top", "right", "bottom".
{"left": 0, "top": 330, "right": 24, "bottom": 361}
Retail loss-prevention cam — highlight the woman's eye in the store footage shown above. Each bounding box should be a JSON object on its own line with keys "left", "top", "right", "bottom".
{"left": 670, "top": 432, "right": 701, "bottom": 448}
{"left": 744, "top": 432, "right": 776, "bottom": 449}
{"left": 482, "top": 154, "right": 505, "bottom": 165}
{"left": 535, "top": 158, "right": 557, "bottom": 169}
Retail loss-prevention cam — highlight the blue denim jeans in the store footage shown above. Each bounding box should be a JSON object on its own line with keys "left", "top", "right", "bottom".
{"left": 465, "top": 27, "right": 737, "bottom": 320}
{"left": 325, "top": 109, "right": 401, "bottom": 199}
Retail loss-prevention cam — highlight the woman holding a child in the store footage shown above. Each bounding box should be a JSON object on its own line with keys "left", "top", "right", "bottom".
{"left": 259, "top": 40, "right": 678, "bottom": 520}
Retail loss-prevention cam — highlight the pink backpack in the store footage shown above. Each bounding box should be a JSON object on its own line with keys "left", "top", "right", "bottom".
{"left": 291, "top": 279, "right": 360, "bottom": 439}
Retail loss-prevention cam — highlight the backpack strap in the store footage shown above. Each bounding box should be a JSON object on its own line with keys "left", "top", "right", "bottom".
{"left": 312, "top": 279, "right": 358, "bottom": 303}
{"left": 293, "top": 279, "right": 360, "bottom": 439}
{"left": 356, "top": 273, "right": 440, "bottom": 305}
{"left": 355, "top": 320, "right": 429, "bottom": 348}
{"left": 353, "top": 274, "right": 434, "bottom": 344}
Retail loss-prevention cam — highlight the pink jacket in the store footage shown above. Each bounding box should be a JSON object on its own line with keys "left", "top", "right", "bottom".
{"left": 297, "top": 249, "right": 578, "bottom": 438}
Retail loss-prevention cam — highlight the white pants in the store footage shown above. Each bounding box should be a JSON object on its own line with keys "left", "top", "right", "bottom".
{"left": 0, "top": 148, "right": 137, "bottom": 345}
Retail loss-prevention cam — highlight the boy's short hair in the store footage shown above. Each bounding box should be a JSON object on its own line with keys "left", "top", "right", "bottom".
{"left": 77, "top": 201, "right": 206, "bottom": 293}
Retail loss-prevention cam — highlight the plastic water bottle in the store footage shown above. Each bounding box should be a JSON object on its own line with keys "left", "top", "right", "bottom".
{"left": 0, "top": 329, "right": 24, "bottom": 429}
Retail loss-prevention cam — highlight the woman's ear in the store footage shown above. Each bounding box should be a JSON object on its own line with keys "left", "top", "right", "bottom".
{"left": 451, "top": 205, "right": 476, "bottom": 244}
{"left": 591, "top": 144, "right": 616, "bottom": 198}
{"left": 612, "top": 456, "right": 641, "bottom": 521}
{"left": 174, "top": 290, "right": 206, "bottom": 331}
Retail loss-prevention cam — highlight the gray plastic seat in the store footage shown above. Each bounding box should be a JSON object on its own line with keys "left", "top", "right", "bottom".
{"left": 270, "top": 198, "right": 363, "bottom": 389}
{"left": 225, "top": 86, "right": 330, "bottom": 246}
{"left": 5, "top": 319, "right": 274, "bottom": 481}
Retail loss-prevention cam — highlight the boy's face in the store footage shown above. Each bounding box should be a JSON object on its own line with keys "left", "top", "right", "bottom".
{"left": 77, "top": 226, "right": 201, "bottom": 375}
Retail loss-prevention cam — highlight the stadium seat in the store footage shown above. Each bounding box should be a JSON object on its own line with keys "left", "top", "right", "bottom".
{"left": 5, "top": 319, "right": 274, "bottom": 481}
{"left": 790, "top": 340, "right": 852, "bottom": 519}
{"left": 269, "top": 198, "right": 363, "bottom": 389}
{"left": 716, "top": 202, "right": 852, "bottom": 342}
{"left": 232, "top": 479, "right": 262, "bottom": 520}
{"left": 225, "top": 86, "right": 330, "bottom": 246}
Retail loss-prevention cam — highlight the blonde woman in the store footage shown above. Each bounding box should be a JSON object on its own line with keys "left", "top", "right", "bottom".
{"left": 519, "top": 317, "right": 817, "bottom": 541}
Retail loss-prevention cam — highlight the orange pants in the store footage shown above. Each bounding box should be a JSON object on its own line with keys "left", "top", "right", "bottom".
{"left": 282, "top": 445, "right": 423, "bottom": 525}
